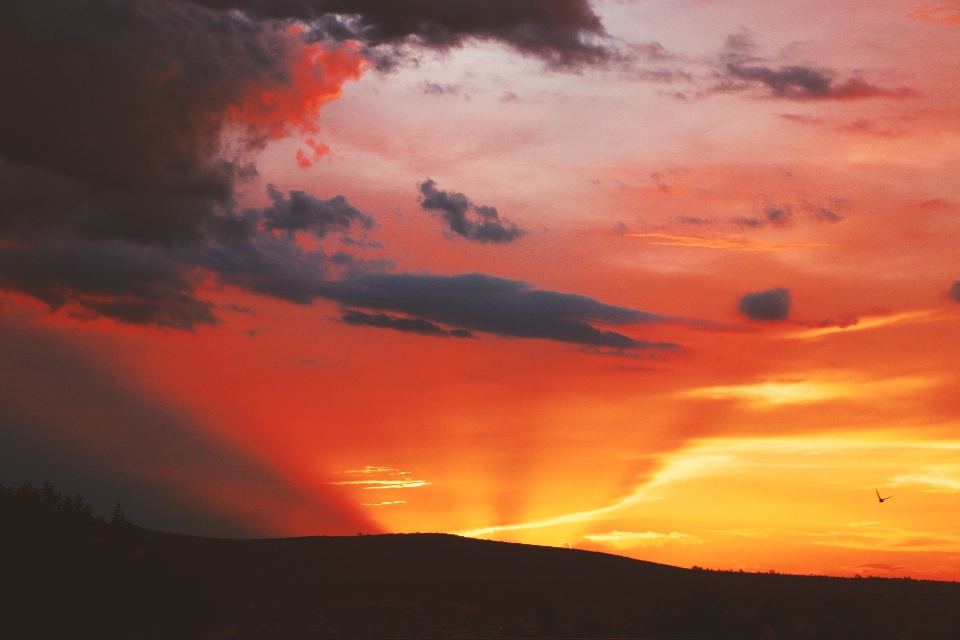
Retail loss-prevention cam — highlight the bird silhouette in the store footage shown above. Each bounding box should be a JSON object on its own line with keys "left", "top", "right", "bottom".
{"left": 876, "top": 489, "right": 893, "bottom": 503}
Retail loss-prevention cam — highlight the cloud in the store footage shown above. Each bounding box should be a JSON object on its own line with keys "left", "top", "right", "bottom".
{"left": 715, "top": 34, "right": 914, "bottom": 101}
{"left": 951, "top": 281, "right": 960, "bottom": 302}
{"left": 0, "top": 182, "right": 378, "bottom": 329}
{"left": 907, "top": 6, "right": 960, "bottom": 24}
{"left": 0, "top": 241, "right": 219, "bottom": 330}
{"left": 682, "top": 376, "right": 936, "bottom": 407}
{"left": 331, "top": 467, "right": 429, "bottom": 490}
{"left": 891, "top": 465, "right": 960, "bottom": 492}
{"left": 627, "top": 233, "right": 832, "bottom": 252}
{"left": 764, "top": 203, "right": 793, "bottom": 227}
{"left": 0, "top": 0, "right": 690, "bottom": 353}
{"left": 341, "top": 310, "right": 473, "bottom": 338}
{"left": 0, "top": 0, "right": 369, "bottom": 246}
{"left": 809, "top": 204, "right": 843, "bottom": 223}
{"left": 582, "top": 530, "right": 702, "bottom": 550}
{"left": 258, "top": 185, "right": 374, "bottom": 236}
{"left": 197, "top": 0, "right": 612, "bottom": 70}
{"left": 319, "top": 272, "right": 681, "bottom": 349}
{"left": 738, "top": 287, "right": 791, "bottom": 321}
{"left": 418, "top": 179, "right": 525, "bottom": 244}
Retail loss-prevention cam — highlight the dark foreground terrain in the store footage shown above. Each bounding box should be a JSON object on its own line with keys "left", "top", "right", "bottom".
{"left": 148, "top": 532, "right": 960, "bottom": 640}
{"left": 3, "top": 482, "right": 960, "bottom": 639}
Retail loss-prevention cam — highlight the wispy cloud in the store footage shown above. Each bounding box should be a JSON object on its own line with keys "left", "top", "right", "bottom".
{"left": 332, "top": 467, "right": 429, "bottom": 490}
{"left": 891, "top": 465, "right": 960, "bottom": 492}
{"left": 788, "top": 310, "right": 936, "bottom": 340}
{"left": 808, "top": 525, "right": 960, "bottom": 552}
{"left": 583, "top": 530, "right": 702, "bottom": 550}
{"left": 680, "top": 376, "right": 938, "bottom": 407}
{"left": 625, "top": 233, "right": 835, "bottom": 252}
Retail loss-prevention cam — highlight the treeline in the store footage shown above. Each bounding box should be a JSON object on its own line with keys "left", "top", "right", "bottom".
{"left": 0, "top": 481, "right": 203, "bottom": 639}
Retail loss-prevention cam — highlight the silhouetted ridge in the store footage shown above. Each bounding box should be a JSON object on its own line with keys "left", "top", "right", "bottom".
{"left": 0, "top": 480, "right": 203, "bottom": 639}
{"left": 3, "top": 483, "right": 960, "bottom": 639}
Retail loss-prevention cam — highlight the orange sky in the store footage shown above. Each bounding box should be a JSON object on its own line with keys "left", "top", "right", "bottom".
{"left": 1, "top": 0, "right": 959, "bottom": 580}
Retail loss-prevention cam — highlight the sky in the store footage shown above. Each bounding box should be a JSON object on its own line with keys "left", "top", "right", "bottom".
{"left": 1, "top": 0, "right": 959, "bottom": 580}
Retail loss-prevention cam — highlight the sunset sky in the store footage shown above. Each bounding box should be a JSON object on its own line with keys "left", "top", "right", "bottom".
{"left": 1, "top": 0, "right": 959, "bottom": 580}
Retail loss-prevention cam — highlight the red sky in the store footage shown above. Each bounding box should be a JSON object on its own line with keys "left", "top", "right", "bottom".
{"left": 1, "top": 0, "right": 959, "bottom": 580}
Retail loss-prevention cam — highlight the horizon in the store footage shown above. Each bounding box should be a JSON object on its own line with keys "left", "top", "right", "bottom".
{"left": 1, "top": 0, "right": 959, "bottom": 582}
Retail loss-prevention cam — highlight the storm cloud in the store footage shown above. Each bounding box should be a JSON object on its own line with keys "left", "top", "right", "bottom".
{"left": 738, "top": 287, "right": 792, "bottom": 321}
{"left": 193, "top": 0, "right": 611, "bottom": 69}
{"left": 419, "top": 180, "right": 525, "bottom": 244}
{"left": 0, "top": 0, "right": 682, "bottom": 352}
{"left": 0, "top": 0, "right": 605, "bottom": 248}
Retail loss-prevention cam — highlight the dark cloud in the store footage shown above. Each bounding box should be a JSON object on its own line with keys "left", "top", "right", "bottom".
{"left": 0, "top": 241, "right": 218, "bottom": 330}
{"left": 193, "top": 0, "right": 611, "bottom": 70}
{"left": 258, "top": 185, "right": 374, "bottom": 236}
{"left": 418, "top": 179, "right": 525, "bottom": 244}
{"left": 0, "top": 0, "right": 316, "bottom": 246}
{"left": 0, "top": 181, "right": 378, "bottom": 328}
{"left": 950, "top": 281, "right": 960, "bottom": 302}
{"left": 764, "top": 203, "right": 794, "bottom": 227}
{"left": 0, "top": 0, "right": 686, "bottom": 354}
{"left": 320, "top": 272, "right": 680, "bottom": 349}
{"left": 738, "top": 287, "right": 792, "bottom": 321}
{"left": 0, "top": 0, "right": 602, "bottom": 248}
{"left": 341, "top": 310, "right": 473, "bottom": 338}
{"left": 810, "top": 204, "right": 843, "bottom": 223}
{"left": 716, "top": 34, "right": 914, "bottom": 101}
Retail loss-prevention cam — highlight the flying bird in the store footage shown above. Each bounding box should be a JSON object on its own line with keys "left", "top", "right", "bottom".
{"left": 876, "top": 489, "right": 893, "bottom": 503}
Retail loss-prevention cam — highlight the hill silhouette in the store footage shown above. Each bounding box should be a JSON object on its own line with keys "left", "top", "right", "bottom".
{"left": 149, "top": 531, "right": 960, "bottom": 639}
{"left": 4, "top": 481, "right": 960, "bottom": 639}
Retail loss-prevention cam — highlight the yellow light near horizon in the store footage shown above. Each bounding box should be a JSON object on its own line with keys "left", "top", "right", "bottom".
{"left": 681, "top": 376, "right": 938, "bottom": 406}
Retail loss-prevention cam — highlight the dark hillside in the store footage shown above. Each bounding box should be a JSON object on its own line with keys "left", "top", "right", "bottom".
{"left": 3, "top": 481, "right": 959, "bottom": 639}
{"left": 150, "top": 531, "right": 960, "bottom": 640}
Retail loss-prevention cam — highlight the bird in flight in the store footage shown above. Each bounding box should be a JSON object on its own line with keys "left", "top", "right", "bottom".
{"left": 876, "top": 489, "right": 893, "bottom": 503}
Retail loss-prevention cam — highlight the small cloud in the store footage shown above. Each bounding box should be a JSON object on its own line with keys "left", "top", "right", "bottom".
{"left": 422, "top": 81, "right": 465, "bottom": 97}
{"left": 847, "top": 521, "right": 880, "bottom": 528}
{"left": 907, "top": 6, "right": 960, "bottom": 24}
{"left": 683, "top": 376, "right": 936, "bottom": 407}
{"left": 738, "top": 287, "right": 792, "bottom": 321}
{"left": 582, "top": 530, "right": 702, "bottom": 550}
{"left": 296, "top": 358, "right": 335, "bottom": 367}
{"left": 716, "top": 34, "right": 915, "bottom": 101}
{"left": 891, "top": 465, "right": 960, "bottom": 492}
{"left": 950, "top": 281, "right": 960, "bottom": 302}
{"left": 732, "top": 216, "right": 764, "bottom": 228}
{"left": 852, "top": 563, "right": 905, "bottom": 573}
{"left": 418, "top": 179, "right": 525, "bottom": 244}
{"left": 332, "top": 466, "right": 429, "bottom": 490}
{"left": 764, "top": 202, "right": 793, "bottom": 227}
{"left": 627, "top": 233, "right": 831, "bottom": 252}
{"left": 779, "top": 113, "right": 825, "bottom": 125}
{"left": 808, "top": 204, "right": 843, "bottom": 223}
{"left": 787, "top": 310, "right": 933, "bottom": 339}
{"left": 361, "top": 500, "right": 406, "bottom": 506}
